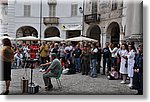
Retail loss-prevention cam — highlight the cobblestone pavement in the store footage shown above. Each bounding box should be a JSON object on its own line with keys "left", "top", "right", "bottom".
{"left": 0, "top": 68, "right": 137, "bottom": 95}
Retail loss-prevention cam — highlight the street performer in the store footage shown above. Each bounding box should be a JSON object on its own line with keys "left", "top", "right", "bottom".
{"left": 42, "top": 53, "right": 62, "bottom": 91}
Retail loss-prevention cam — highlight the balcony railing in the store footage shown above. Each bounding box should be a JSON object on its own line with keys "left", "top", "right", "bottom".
{"left": 84, "top": 14, "right": 100, "bottom": 24}
{"left": 43, "top": 17, "right": 59, "bottom": 25}
{"left": 1, "top": 0, "right": 8, "bottom": 5}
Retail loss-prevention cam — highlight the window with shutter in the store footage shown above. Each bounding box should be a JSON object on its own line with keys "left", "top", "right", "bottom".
{"left": 92, "top": 1, "right": 97, "bottom": 14}
{"left": 24, "top": 5, "right": 31, "bottom": 17}
{"left": 112, "top": 0, "right": 117, "bottom": 10}
{"left": 71, "top": 3, "right": 78, "bottom": 16}
{"left": 49, "top": 4, "right": 56, "bottom": 17}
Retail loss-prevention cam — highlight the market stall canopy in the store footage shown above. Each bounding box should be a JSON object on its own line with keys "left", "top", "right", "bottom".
{"left": 0, "top": 36, "right": 15, "bottom": 40}
{"left": 66, "top": 36, "right": 98, "bottom": 42}
{"left": 16, "top": 36, "right": 40, "bottom": 41}
{"left": 42, "top": 36, "right": 64, "bottom": 42}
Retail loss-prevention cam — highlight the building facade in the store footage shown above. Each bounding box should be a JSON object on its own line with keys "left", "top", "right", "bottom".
{"left": 83, "top": 0, "right": 143, "bottom": 47}
{"left": 83, "top": 0, "right": 124, "bottom": 47}
{"left": 124, "top": 0, "right": 143, "bottom": 47}
{"left": 7, "top": 0, "right": 83, "bottom": 39}
{"left": 6, "top": 0, "right": 143, "bottom": 47}
{"left": 0, "top": 0, "right": 8, "bottom": 35}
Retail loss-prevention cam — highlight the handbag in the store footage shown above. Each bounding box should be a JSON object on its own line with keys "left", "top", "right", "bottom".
{"left": 125, "top": 60, "right": 128, "bottom": 68}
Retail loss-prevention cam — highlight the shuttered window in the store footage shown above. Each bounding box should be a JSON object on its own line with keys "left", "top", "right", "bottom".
{"left": 71, "top": 3, "right": 78, "bottom": 16}
{"left": 24, "top": 5, "right": 31, "bottom": 17}
{"left": 49, "top": 4, "right": 56, "bottom": 17}
{"left": 92, "top": 1, "right": 97, "bottom": 14}
{"left": 112, "top": 0, "right": 117, "bottom": 10}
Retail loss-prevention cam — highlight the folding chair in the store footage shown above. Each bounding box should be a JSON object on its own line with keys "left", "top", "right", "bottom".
{"left": 51, "top": 68, "right": 62, "bottom": 88}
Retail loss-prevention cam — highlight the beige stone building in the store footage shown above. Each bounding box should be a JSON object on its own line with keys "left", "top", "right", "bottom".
{"left": 0, "top": 0, "right": 8, "bottom": 35}
{"left": 83, "top": 0, "right": 143, "bottom": 47}
{"left": 124, "top": 0, "right": 143, "bottom": 47}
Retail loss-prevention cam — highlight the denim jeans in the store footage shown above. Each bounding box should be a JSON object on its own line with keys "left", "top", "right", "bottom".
{"left": 90, "top": 59, "right": 97, "bottom": 76}
{"left": 14, "top": 58, "right": 21, "bottom": 68}
{"left": 75, "top": 58, "right": 81, "bottom": 72}
{"left": 111, "top": 57, "right": 117, "bottom": 67}
{"left": 103, "top": 58, "right": 111, "bottom": 74}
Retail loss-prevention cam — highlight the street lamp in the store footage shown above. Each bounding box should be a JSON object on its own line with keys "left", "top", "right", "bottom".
{"left": 39, "top": 0, "right": 42, "bottom": 42}
{"left": 79, "top": 0, "right": 85, "bottom": 36}
{"left": 79, "top": 7, "right": 83, "bottom": 13}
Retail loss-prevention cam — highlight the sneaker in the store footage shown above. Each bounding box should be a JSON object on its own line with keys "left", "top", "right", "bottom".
{"left": 107, "top": 76, "right": 110, "bottom": 79}
{"left": 120, "top": 81, "right": 126, "bottom": 84}
{"left": 127, "top": 84, "right": 133, "bottom": 88}
{"left": 39, "top": 68, "right": 43, "bottom": 72}
{"left": 39, "top": 69, "right": 45, "bottom": 72}
{"left": 92, "top": 75, "right": 97, "bottom": 78}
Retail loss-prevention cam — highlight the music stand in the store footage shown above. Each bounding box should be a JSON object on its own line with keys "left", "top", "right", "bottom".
{"left": 26, "top": 59, "right": 38, "bottom": 85}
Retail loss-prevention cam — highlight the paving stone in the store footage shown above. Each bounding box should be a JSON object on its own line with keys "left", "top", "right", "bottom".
{"left": 0, "top": 68, "right": 137, "bottom": 95}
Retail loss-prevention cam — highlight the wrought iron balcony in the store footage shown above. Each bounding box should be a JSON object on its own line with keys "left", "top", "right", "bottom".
{"left": 43, "top": 17, "right": 59, "bottom": 25}
{"left": 1, "top": 0, "right": 8, "bottom": 5}
{"left": 84, "top": 14, "right": 100, "bottom": 24}
{"left": 47, "top": 0, "right": 57, "bottom": 5}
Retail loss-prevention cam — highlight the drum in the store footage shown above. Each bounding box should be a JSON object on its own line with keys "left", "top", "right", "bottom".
{"left": 28, "top": 84, "right": 36, "bottom": 94}
{"left": 28, "top": 84, "right": 40, "bottom": 94}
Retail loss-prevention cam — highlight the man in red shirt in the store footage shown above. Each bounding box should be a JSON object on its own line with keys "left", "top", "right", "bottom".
{"left": 29, "top": 43, "right": 38, "bottom": 59}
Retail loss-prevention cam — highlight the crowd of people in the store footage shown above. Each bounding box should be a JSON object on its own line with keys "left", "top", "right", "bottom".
{"left": 0, "top": 38, "right": 143, "bottom": 95}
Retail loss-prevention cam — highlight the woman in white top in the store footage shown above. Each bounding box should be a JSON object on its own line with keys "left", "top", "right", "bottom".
{"left": 109, "top": 43, "right": 118, "bottom": 67}
{"left": 14, "top": 50, "right": 23, "bottom": 68}
{"left": 119, "top": 44, "right": 128, "bottom": 84}
{"left": 127, "top": 44, "right": 135, "bottom": 87}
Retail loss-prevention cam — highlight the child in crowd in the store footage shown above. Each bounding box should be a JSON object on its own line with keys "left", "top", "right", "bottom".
{"left": 107, "top": 66, "right": 118, "bottom": 80}
{"left": 62, "top": 58, "right": 75, "bottom": 75}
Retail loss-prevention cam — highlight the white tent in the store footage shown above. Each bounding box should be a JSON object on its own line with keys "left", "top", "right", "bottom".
{"left": 66, "top": 36, "right": 98, "bottom": 42}
{"left": 0, "top": 36, "right": 15, "bottom": 40}
{"left": 42, "top": 37, "right": 64, "bottom": 42}
{"left": 16, "top": 36, "right": 39, "bottom": 41}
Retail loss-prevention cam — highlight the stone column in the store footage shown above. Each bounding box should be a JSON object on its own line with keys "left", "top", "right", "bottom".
{"left": 131, "top": 0, "right": 142, "bottom": 35}
{"left": 8, "top": 0, "right": 16, "bottom": 38}
{"left": 100, "top": 33, "right": 104, "bottom": 48}
{"left": 125, "top": 0, "right": 143, "bottom": 39}
{"left": 101, "top": 33, "right": 111, "bottom": 48}
{"left": 125, "top": 1, "right": 134, "bottom": 38}
{"left": 60, "top": 30, "right": 66, "bottom": 39}
{"left": 119, "top": 26, "right": 125, "bottom": 44}
{"left": 120, "top": 32, "right": 125, "bottom": 44}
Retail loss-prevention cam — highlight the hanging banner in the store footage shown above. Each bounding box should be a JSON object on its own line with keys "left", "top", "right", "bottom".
{"left": 61, "top": 24, "right": 82, "bottom": 30}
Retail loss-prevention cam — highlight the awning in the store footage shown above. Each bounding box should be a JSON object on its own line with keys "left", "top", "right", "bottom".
{"left": 125, "top": 34, "right": 143, "bottom": 42}
{"left": 66, "top": 36, "right": 98, "bottom": 42}
{"left": 42, "top": 36, "right": 64, "bottom": 42}
{"left": 0, "top": 36, "right": 15, "bottom": 40}
{"left": 16, "top": 36, "right": 39, "bottom": 41}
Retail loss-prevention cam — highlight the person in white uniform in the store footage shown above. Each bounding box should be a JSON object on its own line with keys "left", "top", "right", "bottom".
{"left": 127, "top": 44, "right": 135, "bottom": 87}
{"left": 119, "top": 44, "right": 128, "bottom": 84}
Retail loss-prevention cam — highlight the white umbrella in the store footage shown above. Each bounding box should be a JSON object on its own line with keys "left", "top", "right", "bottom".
{"left": 66, "top": 36, "right": 98, "bottom": 42}
{"left": 42, "top": 36, "right": 64, "bottom": 42}
{"left": 16, "top": 36, "right": 39, "bottom": 41}
{"left": 0, "top": 36, "right": 15, "bottom": 40}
